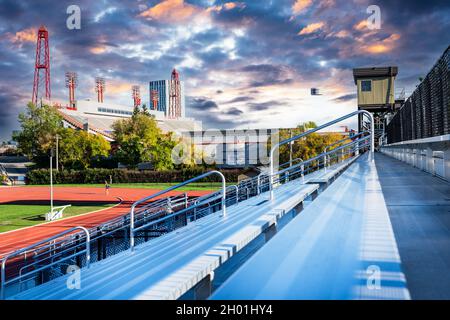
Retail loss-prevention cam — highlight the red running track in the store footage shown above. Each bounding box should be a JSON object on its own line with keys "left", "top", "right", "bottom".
{"left": 0, "top": 186, "right": 211, "bottom": 257}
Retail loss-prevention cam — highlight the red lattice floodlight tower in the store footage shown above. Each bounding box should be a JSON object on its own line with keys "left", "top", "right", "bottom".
{"left": 32, "top": 25, "right": 51, "bottom": 105}
{"left": 169, "top": 68, "right": 181, "bottom": 119}
{"left": 65, "top": 71, "right": 77, "bottom": 109}
{"left": 95, "top": 77, "right": 105, "bottom": 103}
{"left": 150, "top": 89, "right": 159, "bottom": 110}
{"left": 132, "top": 85, "right": 141, "bottom": 108}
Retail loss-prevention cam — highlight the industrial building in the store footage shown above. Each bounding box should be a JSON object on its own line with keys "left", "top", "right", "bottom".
{"left": 181, "top": 129, "right": 278, "bottom": 168}
{"left": 51, "top": 98, "right": 198, "bottom": 142}
{"left": 39, "top": 74, "right": 197, "bottom": 143}
{"left": 181, "top": 129, "right": 350, "bottom": 169}
{"left": 149, "top": 71, "right": 186, "bottom": 118}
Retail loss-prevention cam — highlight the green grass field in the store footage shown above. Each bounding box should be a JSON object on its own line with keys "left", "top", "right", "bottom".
{"left": 0, "top": 183, "right": 222, "bottom": 233}
{"left": 0, "top": 203, "right": 115, "bottom": 233}
{"left": 24, "top": 182, "right": 225, "bottom": 191}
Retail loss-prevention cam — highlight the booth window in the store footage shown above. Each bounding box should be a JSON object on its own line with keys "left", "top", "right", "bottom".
{"left": 361, "top": 80, "right": 372, "bottom": 92}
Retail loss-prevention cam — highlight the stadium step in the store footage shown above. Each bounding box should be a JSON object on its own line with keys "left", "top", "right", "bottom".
{"left": 211, "top": 153, "right": 410, "bottom": 300}
{"left": 9, "top": 179, "right": 320, "bottom": 299}
{"left": 6, "top": 153, "right": 362, "bottom": 300}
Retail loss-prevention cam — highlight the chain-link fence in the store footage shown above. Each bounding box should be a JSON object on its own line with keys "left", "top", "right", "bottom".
{"left": 386, "top": 46, "right": 450, "bottom": 143}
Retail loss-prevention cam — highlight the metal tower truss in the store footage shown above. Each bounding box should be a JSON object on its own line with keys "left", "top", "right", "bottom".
{"left": 132, "top": 85, "right": 141, "bottom": 108}
{"left": 169, "top": 69, "right": 181, "bottom": 119}
{"left": 32, "top": 26, "right": 51, "bottom": 105}
{"left": 95, "top": 77, "right": 105, "bottom": 103}
{"left": 65, "top": 71, "right": 77, "bottom": 109}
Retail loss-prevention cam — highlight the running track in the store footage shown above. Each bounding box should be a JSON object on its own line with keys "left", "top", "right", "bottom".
{"left": 0, "top": 186, "right": 211, "bottom": 257}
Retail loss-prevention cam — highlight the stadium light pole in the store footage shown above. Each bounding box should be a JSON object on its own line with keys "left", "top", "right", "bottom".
{"left": 289, "top": 129, "right": 293, "bottom": 167}
{"left": 50, "top": 149, "right": 54, "bottom": 214}
{"left": 55, "top": 135, "right": 59, "bottom": 172}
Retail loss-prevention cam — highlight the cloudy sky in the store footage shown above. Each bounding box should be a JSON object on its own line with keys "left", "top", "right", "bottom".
{"left": 0, "top": 0, "right": 449, "bottom": 141}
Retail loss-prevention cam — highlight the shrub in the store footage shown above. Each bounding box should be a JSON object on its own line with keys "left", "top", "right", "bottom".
{"left": 26, "top": 168, "right": 241, "bottom": 185}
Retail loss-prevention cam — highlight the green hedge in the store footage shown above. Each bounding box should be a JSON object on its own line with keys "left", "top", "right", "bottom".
{"left": 26, "top": 168, "right": 241, "bottom": 185}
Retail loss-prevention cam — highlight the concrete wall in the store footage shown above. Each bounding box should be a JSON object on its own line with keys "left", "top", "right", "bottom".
{"left": 380, "top": 134, "right": 450, "bottom": 181}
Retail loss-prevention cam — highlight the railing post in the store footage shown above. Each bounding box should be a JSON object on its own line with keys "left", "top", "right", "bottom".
{"left": 0, "top": 226, "right": 90, "bottom": 300}
{"left": 217, "top": 171, "right": 227, "bottom": 217}
{"left": 78, "top": 226, "right": 91, "bottom": 269}
{"left": 361, "top": 110, "right": 375, "bottom": 161}
{"left": 269, "top": 111, "right": 375, "bottom": 201}
{"left": 1, "top": 258, "right": 6, "bottom": 300}
{"left": 230, "top": 185, "right": 238, "bottom": 204}
{"left": 269, "top": 148, "right": 275, "bottom": 201}
{"left": 130, "top": 170, "right": 227, "bottom": 252}
{"left": 130, "top": 204, "right": 136, "bottom": 252}
{"left": 257, "top": 175, "right": 260, "bottom": 195}
{"left": 194, "top": 200, "right": 198, "bottom": 221}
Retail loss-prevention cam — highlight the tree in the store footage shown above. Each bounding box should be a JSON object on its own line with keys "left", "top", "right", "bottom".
{"left": 112, "top": 113, "right": 176, "bottom": 170}
{"left": 13, "top": 103, "right": 111, "bottom": 169}
{"left": 13, "top": 102, "right": 63, "bottom": 166}
{"left": 132, "top": 104, "right": 140, "bottom": 116}
{"left": 141, "top": 103, "right": 150, "bottom": 116}
{"left": 171, "top": 137, "right": 208, "bottom": 169}
{"left": 278, "top": 122, "right": 346, "bottom": 166}
{"left": 58, "top": 128, "right": 111, "bottom": 169}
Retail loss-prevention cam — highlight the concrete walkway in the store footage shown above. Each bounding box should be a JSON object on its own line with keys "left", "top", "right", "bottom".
{"left": 375, "top": 153, "right": 450, "bottom": 299}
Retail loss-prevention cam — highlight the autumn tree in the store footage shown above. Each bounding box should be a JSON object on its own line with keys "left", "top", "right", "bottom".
{"left": 171, "top": 137, "right": 209, "bottom": 169}
{"left": 112, "top": 112, "right": 176, "bottom": 170}
{"left": 278, "top": 122, "right": 346, "bottom": 167}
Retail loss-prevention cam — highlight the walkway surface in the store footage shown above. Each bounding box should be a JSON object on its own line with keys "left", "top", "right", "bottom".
{"left": 0, "top": 186, "right": 210, "bottom": 257}
{"left": 375, "top": 153, "right": 450, "bottom": 299}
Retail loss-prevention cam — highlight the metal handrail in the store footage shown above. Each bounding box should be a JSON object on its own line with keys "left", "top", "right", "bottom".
{"left": 1, "top": 226, "right": 90, "bottom": 299}
{"left": 281, "top": 158, "right": 304, "bottom": 183}
{"left": 280, "top": 156, "right": 303, "bottom": 169}
{"left": 272, "top": 136, "right": 370, "bottom": 184}
{"left": 269, "top": 110, "right": 374, "bottom": 200}
{"left": 0, "top": 128, "right": 372, "bottom": 296}
{"left": 239, "top": 135, "right": 370, "bottom": 196}
{"left": 205, "top": 185, "right": 238, "bottom": 204}
{"left": 274, "top": 139, "right": 370, "bottom": 184}
{"left": 0, "top": 138, "right": 370, "bottom": 297}
{"left": 130, "top": 170, "right": 226, "bottom": 252}
{"left": 228, "top": 185, "right": 238, "bottom": 203}
{"left": 275, "top": 136, "right": 370, "bottom": 177}
{"left": 242, "top": 136, "right": 365, "bottom": 191}
{"left": 323, "top": 131, "right": 369, "bottom": 168}
{"left": 132, "top": 185, "right": 239, "bottom": 230}
{"left": 132, "top": 194, "right": 223, "bottom": 232}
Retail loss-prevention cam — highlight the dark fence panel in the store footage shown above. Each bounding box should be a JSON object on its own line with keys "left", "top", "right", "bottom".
{"left": 387, "top": 46, "right": 450, "bottom": 144}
